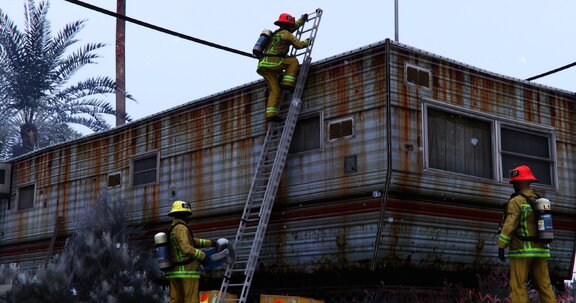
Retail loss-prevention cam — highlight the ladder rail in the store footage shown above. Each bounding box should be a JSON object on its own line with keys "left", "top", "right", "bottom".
{"left": 218, "top": 9, "right": 322, "bottom": 303}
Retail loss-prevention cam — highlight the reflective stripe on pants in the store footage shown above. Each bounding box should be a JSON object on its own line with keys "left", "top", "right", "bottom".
{"left": 257, "top": 57, "right": 300, "bottom": 118}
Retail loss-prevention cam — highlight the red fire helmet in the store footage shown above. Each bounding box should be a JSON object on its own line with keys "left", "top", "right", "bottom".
{"left": 509, "top": 165, "right": 538, "bottom": 183}
{"left": 274, "top": 13, "right": 296, "bottom": 27}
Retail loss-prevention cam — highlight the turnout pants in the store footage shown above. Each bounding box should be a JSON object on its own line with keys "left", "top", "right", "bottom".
{"left": 257, "top": 57, "right": 300, "bottom": 118}
{"left": 509, "top": 257, "right": 556, "bottom": 303}
{"left": 169, "top": 278, "right": 200, "bottom": 303}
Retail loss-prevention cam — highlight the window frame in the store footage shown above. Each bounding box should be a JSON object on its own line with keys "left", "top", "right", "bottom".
{"left": 422, "top": 99, "right": 557, "bottom": 188}
{"left": 405, "top": 64, "right": 432, "bottom": 90}
{"left": 130, "top": 152, "right": 160, "bottom": 187}
{"left": 497, "top": 122, "right": 557, "bottom": 187}
{"left": 17, "top": 183, "right": 36, "bottom": 211}
{"left": 327, "top": 116, "right": 356, "bottom": 142}
{"left": 107, "top": 172, "right": 122, "bottom": 188}
{"left": 288, "top": 111, "right": 323, "bottom": 155}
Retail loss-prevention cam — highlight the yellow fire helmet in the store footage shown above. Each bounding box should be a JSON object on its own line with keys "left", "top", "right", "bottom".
{"left": 168, "top": 200, "right": 192, "bottom": 217}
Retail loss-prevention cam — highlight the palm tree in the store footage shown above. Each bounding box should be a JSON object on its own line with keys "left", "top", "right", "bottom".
{"left": 0, "top": 0, "right": 133, "bottom": 158}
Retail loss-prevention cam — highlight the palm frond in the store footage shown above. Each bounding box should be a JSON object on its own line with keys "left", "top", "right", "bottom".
{"left": 0, "top": 0, "right": 135, "bottom": 153}
{"left": 51, "top": 42, "right": 106, "bottom": 86}
{"left": 59, "top": 115, "right": 111, "bottom": 132}
{"left": 0, "top": 9, "right": 26, "bottom": 88}
{"left": 45, "top": 19, "right": 85, "bottom": 66}
{"left": 56, "top": 76, "right": 135, "bottom": 101}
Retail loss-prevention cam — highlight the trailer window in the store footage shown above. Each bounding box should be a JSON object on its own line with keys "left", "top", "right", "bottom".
{"left": 328, "top": 117, "right": 355, "bottom": 142}
{"left": 289, "top": 115, "right": 321, "bottom": 154}
{"left": 18, "top": 184, "right": 35, "bottom": 210}
{"left": 406, "top": 64, "right": 431, "bottom": 89}
{"left": 427, "top": 108, "right": 493, "bottom": 179}
{"left": 132, "top": 153, "right": 158, "bottom": 187}
{"left": 424, "top": 103, "right": 557, "bottom": 186}
{"left": 501, "top": 127, "right": 554, "bottom": 185}
{"left": 108, "top": 173, "right": 122, "bottom": 188}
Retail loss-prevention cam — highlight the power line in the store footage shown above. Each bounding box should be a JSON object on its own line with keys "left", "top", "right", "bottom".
{"left": 526, "top": 61, "right": 576, "bottom": 81}
{"left": 64, "top": 0, "right": 256, "bottom": 59}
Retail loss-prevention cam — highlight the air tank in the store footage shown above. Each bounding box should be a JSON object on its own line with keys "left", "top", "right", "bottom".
{"left": 252, "top": 29, "right": 273, "bottom": 58}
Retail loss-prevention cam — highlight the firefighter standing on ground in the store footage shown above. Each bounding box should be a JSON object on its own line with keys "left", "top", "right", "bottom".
{"left": 497, "top": 165, "right": 556, "bottom": 303}
{"left": 257, "top": 13, "right": 310, "bottom": 122}
{"left": 166, "top": 200, "right": 228, "bottom": 303}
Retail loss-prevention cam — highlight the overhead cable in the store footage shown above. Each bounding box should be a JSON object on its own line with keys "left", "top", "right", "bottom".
{"left": 526, "top": 62, "right": 576, "bottom": 81}
{"left": 64, "top": 0, "right": 256, "bottom": 59}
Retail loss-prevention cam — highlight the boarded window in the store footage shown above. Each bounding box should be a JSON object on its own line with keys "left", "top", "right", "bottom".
{"left": 0, "top": 169, "right": 5, "bottom": 185}
{"left": 18, "top": 184, "right": 35, "bottom": 210}
{"left": 328, "top": 118, "right": 354, "bottom": 141}
{"left": 427, "top": 108, "right": 493, "bottom": 179}
{"left": 406, "top": 65, "right": 431, "bottom": 89}
{"left": 132, "top": 154, "right": 158, "bottom": 186}
{"left": 108, "top": 173, "right": 121, "bottom": 188}
{"left": 289, "top": 115, "right": 321, "bottom": 154}
{"left": 501, "top": 127, "right": 553, "bottom": 185}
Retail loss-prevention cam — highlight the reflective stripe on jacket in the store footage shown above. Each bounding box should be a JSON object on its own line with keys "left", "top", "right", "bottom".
{"left": 167, "top": 219, "right": 212, "bottom": 279}
{"left": 497, "top": 189, "right": 550, "bottom": 258}
{"left": 258, "top": 17, "right": 307, "bottom": 69}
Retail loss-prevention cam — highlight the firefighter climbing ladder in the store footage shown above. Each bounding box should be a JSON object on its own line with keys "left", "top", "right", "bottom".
{"left": 218, "top": 9, "right": 323, "bottom": 303}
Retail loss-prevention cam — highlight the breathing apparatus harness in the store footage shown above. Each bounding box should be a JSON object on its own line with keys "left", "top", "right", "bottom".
{"left": 168, "top": 222, "right": 197, "bottom": 267}
{"left": 253, "top": 29, "right": 288, "bottom": 59}
{"left": 499, "top": 192, "right": 554, "bottom": 244}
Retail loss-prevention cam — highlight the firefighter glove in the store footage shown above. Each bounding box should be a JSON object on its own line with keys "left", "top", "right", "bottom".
{"left": 301, "top": 14, "right": 308, "bottom": 22}
{"left": 210, "top": 248, "right": 230, "bottom": 262}
{"left": 498, "top": 248, "right": 506, "bottom": 262}
{"left": 216, "top": 238, "right": 229, "bottom": 250}
{"left": 304, "top": 38, "right": 311, "bottom": 47}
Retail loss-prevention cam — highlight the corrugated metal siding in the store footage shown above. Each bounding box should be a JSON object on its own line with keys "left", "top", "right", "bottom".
{"left": 388, "top": 41, "right": 576, "bottom": 278}
{"left": 0, "top": 40, "right": 574, "bottom": 279}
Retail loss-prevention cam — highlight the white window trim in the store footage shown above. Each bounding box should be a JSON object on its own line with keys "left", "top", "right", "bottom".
{"left": 130, "top": 151, "right": 160, "bottom": 188}
{"left": 405, "top": 63, "right": 432, "bottom": 90}
{"left": 422, "top": 99, "right": 557, "bottom": 188}
{"left": 327, "top": 116, "right": 355, "bottom": 142}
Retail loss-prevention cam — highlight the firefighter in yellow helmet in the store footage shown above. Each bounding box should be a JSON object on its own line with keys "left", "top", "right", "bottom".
{"left": 497, "top": 165, "right": 556, "bottom": 303}
{"left": 166, "top": 201, "right": 224, "bottom": 303}
{"left": 257, "top": 12, "right": 310, "bottom": 122}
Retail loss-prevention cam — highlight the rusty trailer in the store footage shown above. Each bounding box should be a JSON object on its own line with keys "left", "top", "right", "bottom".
{"left": 0, "top": 39, "right": 574, "bottom": 282}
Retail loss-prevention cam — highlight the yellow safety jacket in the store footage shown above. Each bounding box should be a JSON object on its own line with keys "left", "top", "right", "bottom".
{"left": 166, "top": 219, "right": 213, "bottom": 279}
{"left": 497, "top": 189, "right": 550, "bottom": 258}
{"left": 258, "top": 17, "right": 308, "bottom": 69}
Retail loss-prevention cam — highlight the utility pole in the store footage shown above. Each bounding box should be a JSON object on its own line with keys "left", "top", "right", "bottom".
{"left": 394, "top": 0, "right": 399, "bottom": 42}
{"left": 115, "top": 0, "right": 126, "bottom": 126}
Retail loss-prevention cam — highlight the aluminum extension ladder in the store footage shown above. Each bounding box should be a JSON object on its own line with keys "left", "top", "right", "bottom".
{"left": 218, "top": 9, "right": 323, "bottom": 303}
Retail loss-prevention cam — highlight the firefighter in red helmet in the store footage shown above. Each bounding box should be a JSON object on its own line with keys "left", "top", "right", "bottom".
{"left": 257, "top": 12, "right": 310, "bottom": 122}
{"left": 497, "top": 165, "right": 556, "bottom": 303}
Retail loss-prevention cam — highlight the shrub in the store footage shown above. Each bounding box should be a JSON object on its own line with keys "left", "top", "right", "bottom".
{"left": 0, "top": 196, "right": 167, "bottom": 303}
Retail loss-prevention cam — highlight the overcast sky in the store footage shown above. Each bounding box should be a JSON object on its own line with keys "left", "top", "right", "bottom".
{"left": 2, "top": 0, "right": 575, "bottom": 127}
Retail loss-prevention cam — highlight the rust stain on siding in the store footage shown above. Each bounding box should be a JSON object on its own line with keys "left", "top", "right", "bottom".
{"left": 2, "top": 41, "right": 575, "bottom": 279}
{"left": 523, "top": 89, "right": 534, "bottom": 122}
